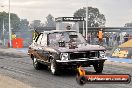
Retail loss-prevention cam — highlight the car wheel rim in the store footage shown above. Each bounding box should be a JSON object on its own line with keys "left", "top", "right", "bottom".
{"left": 51, "top": 62, "right": 55, "bottom": 74}
{"left": 33, "top": 58, "right": 37, "bottom": 66}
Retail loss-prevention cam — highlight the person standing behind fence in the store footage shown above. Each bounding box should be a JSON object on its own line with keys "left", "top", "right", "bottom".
{"left": 106, "top": 33, "right": 110, "bottom": 46}
{"left": 98, "top": 29, "right": 103, "bottom": 45}
{"left": 117, "top": 35, "right": 120, "bottom": 45}
{"left": 109, "top": 34, "right": 113, "bottom": 47}
{"left": 124, "top": 34, "right": 129, "bottom": 42}
{"left": 11, "top": 33, "right": 16, "bottom": 40}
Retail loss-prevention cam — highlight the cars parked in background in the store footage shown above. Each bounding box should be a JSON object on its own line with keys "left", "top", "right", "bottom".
{"left": 28, "top": 30, "right": 106, "bottom": 75}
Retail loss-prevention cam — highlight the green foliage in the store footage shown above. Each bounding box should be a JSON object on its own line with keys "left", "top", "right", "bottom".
{"left": 0, "top": 12, "right": 8, "bottom": 31}
{"left": 19, "top": 19, "right": 30, "bottom": 31}
{"left": 124, "top": 22, "right": 132, "bottom": 27}
{"left": 30, "top": 20, "right": 41, "bottom": 29}
{"left": 0, "top": 11, "right": 20, "bottom": 31}
{"left": 73, "top": 7, "right": 106, "bottom": 28}
{"left": 45, "top": 14, "right": 55, "bottom": 27}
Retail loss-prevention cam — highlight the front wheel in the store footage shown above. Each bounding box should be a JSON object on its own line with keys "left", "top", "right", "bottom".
{"left": 33, "top": 57, "right": 42, "bottom": 70}
{"left": 50, "top": 59, "right": 59, "bottom": 75}
{"left": 93, "top": 63, "right": 104, "bottom": 73}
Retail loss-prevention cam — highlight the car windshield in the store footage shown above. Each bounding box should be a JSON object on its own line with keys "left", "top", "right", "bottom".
{"left": 48, "top": 31, "right": 86, "bottom": 46}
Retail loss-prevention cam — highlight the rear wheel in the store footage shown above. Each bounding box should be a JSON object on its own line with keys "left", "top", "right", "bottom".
{"left": 93, "top": 63, "right": 104, "bottom": 73}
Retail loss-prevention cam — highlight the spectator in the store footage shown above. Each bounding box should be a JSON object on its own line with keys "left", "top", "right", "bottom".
{"left": 124, "top": 34, "right": 129, "bottom": 42}
{"left": 106, "top": 33, "right": 110, "bottom": 46}
{"left": 87, "top": 33, "right": 91, "bottom": 44}
{"left": 11, "top": 33, "right": 16, "bottom": 40}
{"left": 98, "top": 30, "right": 103, "bottom": 45}
{"left": 109, "top": 34, "right": 113, "bottom": 47}
{"left": 117, "top": 35, "right": 120, "bottom": 45}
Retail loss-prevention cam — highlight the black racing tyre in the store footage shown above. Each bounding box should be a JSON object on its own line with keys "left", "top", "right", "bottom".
{"left": 76, "top": 76, "right": 87, "bottom": 85}
{"left": 93, "top": 63, "right": 104, "bottom": 73}
{"left": 50, "top": 59, "right": 59, "bottom": 75}
{"left": 32, "top": 57, "right": 42, "bottom": 70}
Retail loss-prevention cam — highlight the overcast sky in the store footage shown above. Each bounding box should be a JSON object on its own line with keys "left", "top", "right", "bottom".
{"left": 1, "top": 0, "right": 132, "bottom": 27}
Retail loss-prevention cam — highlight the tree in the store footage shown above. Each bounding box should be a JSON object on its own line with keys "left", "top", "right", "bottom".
{"left": 73, "top": 7, "right": 106, "bottom": 28}
{"left": 30, "top": 20, "right": 41, "bottom": 29}
{"left": 0, "top": 11, "right": 20, "bottom": 31}
{"left": 19, "top": 19, "right": 30, "bottom": 31}
{"left": 124, "top": 22, "right": 132, "bottom": 27}
{"left": 45, "top": 14, "right": 55, "bottom": 27}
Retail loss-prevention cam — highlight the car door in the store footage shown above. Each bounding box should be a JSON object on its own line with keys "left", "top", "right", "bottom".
{"left": 33, "top": 34, "right": 44, "bottom": 60}
{"left": 39, "top": 33, "right": 49, "bottom": 62}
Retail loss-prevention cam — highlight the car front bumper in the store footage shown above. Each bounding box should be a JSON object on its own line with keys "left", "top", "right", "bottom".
{"left": 56, "top": 58, "right": 107, "bottom": 68}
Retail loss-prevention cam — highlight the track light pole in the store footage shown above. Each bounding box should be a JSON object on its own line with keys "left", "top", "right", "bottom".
{"left": 9, "top": 0, "right": 12, "bottom": 48}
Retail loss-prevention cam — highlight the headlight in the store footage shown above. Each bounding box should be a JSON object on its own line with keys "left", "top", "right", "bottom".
{"left": 99, "top": 51, "right": 105, "bottom": 58}
{"left": 60, "top": 53, "right": 69, "bottom": 61}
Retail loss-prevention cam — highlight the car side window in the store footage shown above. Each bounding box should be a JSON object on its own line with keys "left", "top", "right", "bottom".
{"left": 41, "top": 34, "right": 47, "bottom": 46}
{"left": 36, "top": 34, "right": 43, "bottom": 45}
{"left": 48, "top": 33, "right": 59, "bottom": 46}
